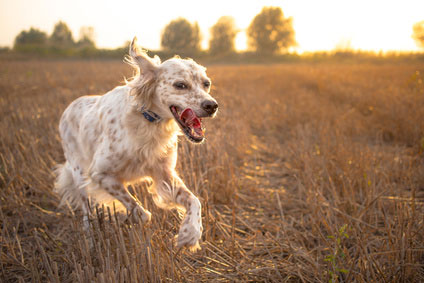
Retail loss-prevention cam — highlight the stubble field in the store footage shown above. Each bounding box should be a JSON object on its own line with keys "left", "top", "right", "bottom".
{"left": 0, "top": 59, "right": 424, "bottom": 282}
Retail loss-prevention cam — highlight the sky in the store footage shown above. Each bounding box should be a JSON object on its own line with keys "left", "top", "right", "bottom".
{"left": 0, "top": 0, "right": 423, "bottom": 53}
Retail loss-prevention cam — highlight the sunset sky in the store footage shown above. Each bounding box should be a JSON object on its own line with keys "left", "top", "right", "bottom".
{"left": 0, "top": 0, "right": 423, "bottom": 53}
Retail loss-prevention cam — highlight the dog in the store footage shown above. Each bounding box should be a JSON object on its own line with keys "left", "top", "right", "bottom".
{"left": 54, "top": 37, "right": 218, "bottom": 251}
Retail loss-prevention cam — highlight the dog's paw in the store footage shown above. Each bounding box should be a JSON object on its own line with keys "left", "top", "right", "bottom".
{"left": 176, "top": 221, "right": 202, "bottom": 252}
{"left": 131, "top": 206, "right": 152, "bottom": 224}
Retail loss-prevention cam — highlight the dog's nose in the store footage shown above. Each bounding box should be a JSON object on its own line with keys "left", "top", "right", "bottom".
{"left": 201, "top": 100, "right": 218, "bottom": 115}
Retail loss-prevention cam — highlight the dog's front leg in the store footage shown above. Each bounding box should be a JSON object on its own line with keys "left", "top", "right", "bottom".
{"left": 156, "top": 174, "right": 203, "bottom": 251}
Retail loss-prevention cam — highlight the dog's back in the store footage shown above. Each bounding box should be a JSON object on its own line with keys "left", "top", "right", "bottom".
{"left": 55, "top": 95, "right": 99, "bottom": 211}
{"left": 55, "top": 86, "right": 130, "bottom": 212}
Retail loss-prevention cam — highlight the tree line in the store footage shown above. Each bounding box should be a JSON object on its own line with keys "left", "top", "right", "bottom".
{"left": 8, "top": 6, "right": 424, "bottom": 60}
{"left": 12, "top": 7, "right": 296, "bottom": 58}
{"left": 14, "top": 22, "right": 96, "bottom": 55}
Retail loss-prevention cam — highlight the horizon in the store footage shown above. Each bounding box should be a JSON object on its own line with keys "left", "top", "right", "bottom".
{"left": 1, "top": 0, "right": 423, "bottom": 53}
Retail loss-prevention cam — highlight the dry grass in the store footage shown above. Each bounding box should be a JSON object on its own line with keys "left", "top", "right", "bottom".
{"left": 1, "top": 59, "right": 424, "bottom": 282}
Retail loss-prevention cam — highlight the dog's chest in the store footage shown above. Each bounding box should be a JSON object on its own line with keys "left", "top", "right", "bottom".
{"left": 118, "top": 133, "right": 177, "bottom": 181}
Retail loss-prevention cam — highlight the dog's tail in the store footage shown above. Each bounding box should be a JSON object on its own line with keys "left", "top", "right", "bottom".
{"left": 54, "top": 162, "right": 83, "bottom": 210}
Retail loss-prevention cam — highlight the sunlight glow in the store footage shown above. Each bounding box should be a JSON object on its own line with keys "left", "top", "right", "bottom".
{"left": 235, "top": 31, "right": 247, "bottom": 51}
{"left": 0, "top": 0, "right": 423, "bottom": 52}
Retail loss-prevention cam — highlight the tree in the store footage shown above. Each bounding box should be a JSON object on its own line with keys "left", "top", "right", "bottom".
{"left": 77, "top": 26, "right": 96, "bottom": 48}
{"left": 209, "top": 16, "right": 238, "bottom": 55}
{"left": 161, "top": 18, "right": 201, "bottom": 54}
{"left": 412, "top": 21, "right": 424, "bottom": 49}
{"left": 247, "top": 6, "right": 296, "bottom": 54}
{"left": 14, "top": 27, "right": 47, "bottom": 47}
{"left": 50, "top": 21, "right": 74, "bottom": 47}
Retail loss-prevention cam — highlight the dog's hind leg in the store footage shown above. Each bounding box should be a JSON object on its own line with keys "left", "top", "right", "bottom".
{"left": 90, "top": 172, "right": 152, "bottom": 223}
{"left": 55, "top": 161, "right": 91, "bottom": 227}
{"left": 55, "top": 161, "right": 81, "bottom": 209}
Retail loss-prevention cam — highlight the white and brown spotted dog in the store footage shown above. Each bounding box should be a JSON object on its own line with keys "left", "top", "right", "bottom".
{"left": 54, "top": 37, "right": 218, "bottom": 251}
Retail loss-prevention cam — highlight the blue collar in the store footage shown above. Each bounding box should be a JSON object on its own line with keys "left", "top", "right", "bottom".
{"left": 140, "top": 107, "right": 162, "bottom": 123}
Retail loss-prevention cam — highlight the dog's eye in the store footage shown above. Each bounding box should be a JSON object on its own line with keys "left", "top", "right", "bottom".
{"left": 174, "top": 82, "right": 188, "bottom": 90}
{"left": 203, "top": 81, "right": 211, "bottom": 88}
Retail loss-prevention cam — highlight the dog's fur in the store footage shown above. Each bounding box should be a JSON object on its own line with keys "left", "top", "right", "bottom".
{"left": 54, "top": 37, "right": 217, "bottom": 251}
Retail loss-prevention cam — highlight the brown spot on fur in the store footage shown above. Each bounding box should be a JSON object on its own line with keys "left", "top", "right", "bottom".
{"left": 110, "top": 118, "right": 115, "bottom": 124}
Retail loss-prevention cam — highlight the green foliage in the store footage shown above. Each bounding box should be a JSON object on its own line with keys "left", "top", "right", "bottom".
{"left": 77, "top": 26, "right": 96, "bottom": 48}
{"left": 420, "top": 137, "right": 424, "bottom": 152}
{"left": 161, "top": 18, "right": 201, "bottom": 55}
{"left": 8, "top": 17, "right": 424, "bottom": 63}
{"left": 412, "top": 21, "right": 424, "bottom": 49}
{"left": 50, "top": 21, "right": 74, "bottom": 48}
{"left": 209, "top": 16, "right": 238, "bottom": 56}
{"left": 324, "top": 224, "right": 349, "bottom": 283}
{"left": 407, "top": 70, "right": 424, "bottom": 94}
{"left": 14, "top": 27, "right": 47, "bottom": 47}
{"left": 247, "top": 6, "right": 296, "bottom": 54}
{"left": 11, "top": 22, "right": 103, "bottom": 57}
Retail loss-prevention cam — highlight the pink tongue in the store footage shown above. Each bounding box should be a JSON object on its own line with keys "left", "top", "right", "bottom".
{"left": 180, "top": 108, "right": 201, "bottom": 129}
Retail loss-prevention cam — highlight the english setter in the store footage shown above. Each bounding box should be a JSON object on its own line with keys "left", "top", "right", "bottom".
{"left": 54, "top": 37, "right": 218, "bottom": 251}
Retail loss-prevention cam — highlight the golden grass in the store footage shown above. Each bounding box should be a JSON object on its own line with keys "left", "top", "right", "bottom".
{"left": 0, "top": 60, "right": 424, "bottom": 282}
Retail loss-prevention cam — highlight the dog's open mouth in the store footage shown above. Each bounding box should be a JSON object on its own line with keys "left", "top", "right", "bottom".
{"left": 170, "top": 106, "right": 205, "bottom": 143}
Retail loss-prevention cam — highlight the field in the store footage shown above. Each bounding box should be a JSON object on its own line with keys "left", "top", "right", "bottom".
{"left": 1, "top": 59, "right": 424, "bottom": 282}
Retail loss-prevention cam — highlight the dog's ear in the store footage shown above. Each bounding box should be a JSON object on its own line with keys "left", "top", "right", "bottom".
{"left": 127, "top": 37, "right": 161, "bottom": 108}
{"left": 129, "top": 37, "right": 160, "bottom": 78}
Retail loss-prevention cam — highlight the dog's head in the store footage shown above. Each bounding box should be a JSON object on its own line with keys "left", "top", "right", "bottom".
{"left": 127, "top": 37, "right": 218, "bottom": 143}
